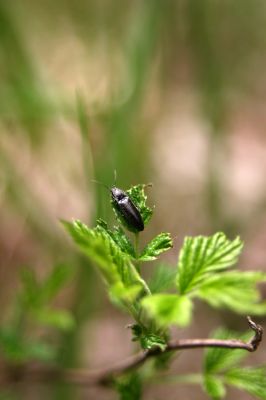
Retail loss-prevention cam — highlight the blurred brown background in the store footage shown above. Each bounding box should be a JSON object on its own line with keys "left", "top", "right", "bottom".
{"left": 1, "top": 0, "right": 266, "bottom": 398}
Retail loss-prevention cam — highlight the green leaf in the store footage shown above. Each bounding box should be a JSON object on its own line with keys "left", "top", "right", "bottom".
{"left": 40, "top": 263, "right": 74, "bottom": 303}
{"left": 204, "top": 375, "right": 226, "bottom": 399}
{"left": 0, "top": 327, "right": 27, "bottom": 362}
{"left": 176, "top": 233, "right": 243, "bottom": 294}
{"left": 130, "top": 324, "right": 167, "bottom": 351}
{"left": 197, "top": 271, "right": 266, "bottom": 315}
{"left": 148, "top": 264, "right": 176, "bottom": 294}
{"left": 126, "top": 184, "right": 153, "bottom": 225}
{"left": 26, "top": 341, "right": 56, "bottom": 362}
{"left": 139, "top": 233, "right": 173, "bottom": 261}
{"left": 140, "top": 333, "right": 167, "bottom": 351}
{"left": 0, "top": 327, "right": 56, "bottom": 362}
{"left": 34, "top": 308, "right": 75, "bottom": 331}
{"left": 141, "top": 294, "right": 192, "bottom": 327}
{"left": 204, "top": 329, "right": 250, "bottom": 374}
{"left": 225, "top": 367, "right": 266, "bottom": 399}
{"left": 62, "top": 219, "right": 149, "bottom": 306}
{"left": 63, "top": 220, "right": 130, "bottom": 286}
{"left": 109, "top": 282, "right": 143, "bottom": 304}
{"left": 97, "top": 219, "right": 135, "bottom": 258}
{"left": 20, "top": 264, "right": 74, "bottom": 309}
{"left": 116, "top": 372, "right": 142, "bottom": 400}
{"left": 20, "top": 267, "right": 40, "bottom": 308}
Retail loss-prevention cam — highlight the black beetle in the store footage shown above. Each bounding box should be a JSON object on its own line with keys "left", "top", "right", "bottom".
{"left": 92, "top": 180, "right": 145, "bottom": 233}
{"left": 111, "top": 187, "right": 144, "bottom": 232}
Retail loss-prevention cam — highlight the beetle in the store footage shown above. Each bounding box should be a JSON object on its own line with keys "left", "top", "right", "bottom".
{"left": 92, "top": 180, "right": 144, "bottom": 233}
{"left": 110, "top": 186, "right": 144, "bottom": 232}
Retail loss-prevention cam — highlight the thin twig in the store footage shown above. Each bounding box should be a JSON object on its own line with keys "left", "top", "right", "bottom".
{"left": 0, "top": 317, "right": 263, "bottom": 387}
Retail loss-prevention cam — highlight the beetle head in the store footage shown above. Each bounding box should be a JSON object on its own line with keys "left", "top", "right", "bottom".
{"left": 111, "top": 187, "right": 127, "bottom": 201}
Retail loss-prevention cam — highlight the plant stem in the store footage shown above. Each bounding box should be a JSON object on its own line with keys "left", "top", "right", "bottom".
{"left": 0, "top": 317, "right": 262, "bottom": 387}
{"left": 134, "top": 233, "right": 140, "bottom": 272}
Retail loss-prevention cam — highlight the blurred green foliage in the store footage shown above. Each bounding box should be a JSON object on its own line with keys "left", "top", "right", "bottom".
{"left": 1, "top": 0, "right": 266, "bottom": 399}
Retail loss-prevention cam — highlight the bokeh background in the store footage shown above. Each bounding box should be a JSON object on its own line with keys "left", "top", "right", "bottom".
{"left": 1, "top": 0, "right": 266, "bottom": 398}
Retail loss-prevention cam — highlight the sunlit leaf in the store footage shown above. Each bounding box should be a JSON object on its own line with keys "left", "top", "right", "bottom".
{"left": 139, "top": 233, "right": 173, "bottom": 261}
{"left": 197, "top": 271, "right": 266, "bottom": 315}
{"left": 97, "top": 219, "right": 135, "bottom": 258}
{"left": 176, "top": 233, "right": 243, "bottom": 294}
{"left": 62, "top": 219, "right": 149, "bottom": 306}
{"left": 141, "top": 294, "right": 192, "bottom": 327}
{"left": 204, "top": 375, "right": 226, "bottom": 399}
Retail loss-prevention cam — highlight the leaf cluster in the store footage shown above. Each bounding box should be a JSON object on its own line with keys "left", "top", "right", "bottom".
{"left": 63, "top": 182, "right": 266, "bottom": 399}
{"left": 203, "top": 328, "right": 266, "bottom": 399}
{"left": 0, "top": 264, "right": 75, "bottom": 363}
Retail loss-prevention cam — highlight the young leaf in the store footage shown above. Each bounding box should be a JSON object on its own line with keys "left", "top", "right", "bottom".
{"left": 109, "top": 282, "right": 143, "bottom": 304}
{"left": 139, "top": 233, "right": 173, "bottom": 261}
{"left": 130, "top": 324, "right": 167, "bottom": 351}
{"left": 148, "top": 264, "right": 176, "bottom": 294}
{"left": 97, "top": 219, "right": 135, "bottom": 258}
{"left": 204, "top": 375, "right": 226, "bottom": 399}
{"left": 196, "top": 271, "right": 266, "bottom": 315}
{"left": 63, "top": 219, "right": 130, "bottom": 286}
{"left": 126, "top": 184, "right": 153, "bottom": 225}
{"left": 62, "top": 220, "right": 150, "bottom": 306}
{"left": 140, "top": 333, "right": 167, "bottom": 351}
{"left": 225, "top": 367, "right": 266, "bottom": 399}
{"left": 176, "top": 233, "right": 243, "bottom": 294}
{"left": 204, "top": 329, "right": 250, "bottom": 374}
{"left": 141, "top": 294, "right": 192, "bottom": 327}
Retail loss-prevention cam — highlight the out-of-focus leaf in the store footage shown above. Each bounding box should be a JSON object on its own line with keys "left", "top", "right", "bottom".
{"left": 0, "top": 327, "right": 56, "bottom": 362}
{"left": 34, "top": 308, "right": 75, "bottom": 331}
{"left": 176, "top": 233, "right": 243, "bottom": 294}
{"left": 0, "top": 327, "right": 27, "bottom": 362}
{"left": 109, "top": 282, "right": 143, "bottom": 304}
{"left": 197, "top": 271, "right": 266, "bottom": 315}
{"left": 204, "top": 329, "right": 250, "bottom": 374}
{"left": 148, "top": 264, "right": 176, "bottom": 294}
{"left": 116, "top": 372, "right": 142, "bottom": 400}
{"left": 26, "top": 341, "right": 56, "bottom": 362}
{"left": 139, "top": 233, "right": 173, "bottom": 261}
{"left": 204, "top": 375, "right": 226, "bottom": 399}
{"left": 141, "top": 294, "right": 192, "bottom": 327}
{"left": 225, "top": 367, "right": 266, "bottom": 399}
{"left": 40, "top": 263, "right": 74, "bottom": 303}
{"left": 20, "top": 267, "right": 40, "bottom": 307}
{"left": 20, "top": 264, "right": 74, "bottom": 308}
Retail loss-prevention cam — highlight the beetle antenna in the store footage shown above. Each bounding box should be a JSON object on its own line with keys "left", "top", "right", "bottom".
{"left": 91, "top": 179, "right": 110, "bottom": 191}
{"left": 114, "top": 169, "right": 117, "bottom": 185}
